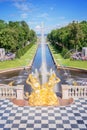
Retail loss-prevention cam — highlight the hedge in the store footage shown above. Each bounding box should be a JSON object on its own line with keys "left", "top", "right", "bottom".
{"left": 16, "top": 42, "right": 35, "bottom": 58}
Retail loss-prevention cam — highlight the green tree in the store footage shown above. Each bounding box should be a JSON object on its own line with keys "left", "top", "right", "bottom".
{"left": 47, "top": 20, "right": 85, "bottom": 52}
{"left": 28, "top": 29, "right": 37, "bottom": 42}
{"left": 0, "top": 19, "right": 37, "bottom": 54}
{"left": 0, "top": 28, "right": 18, "bottom": 52}
{"left": 80, "top": 21, "right": 87, "bottom": 47}
{"left": 68, "top": 21, "right": 84, "bottom": 50}
{"left": 0, "top": 20, "right": 7, "bottom": 30}
{"left": 20, "top": 21, "right": 30, "bottom": 46}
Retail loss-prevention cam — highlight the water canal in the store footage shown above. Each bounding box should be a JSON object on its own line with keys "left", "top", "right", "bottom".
{"left": 0, "top": 43, "right": 87, "bottom": 97}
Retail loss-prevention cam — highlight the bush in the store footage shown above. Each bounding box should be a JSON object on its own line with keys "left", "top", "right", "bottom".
{"left": 16, "top": 42, "right": 35, "bottom": 58}
{"left": 61, "top": 48, "right": 71, "bottom": 59}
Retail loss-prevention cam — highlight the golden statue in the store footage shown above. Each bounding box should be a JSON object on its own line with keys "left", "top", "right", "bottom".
{"left": 46, "top": 73, "right": 60, "bottom": 88}
{"left": 8, "top": 81, "right": 14, "bottom": 86}
{"left": 26, "top": 73, "right": 60, "bottom": 106}
{"left": 26, "top": 74, "right": 41, "bottom": 91}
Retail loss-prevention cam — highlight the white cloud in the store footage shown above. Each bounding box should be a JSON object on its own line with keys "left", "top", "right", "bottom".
{"left": 14, "top": 2, "right": 29, "bottom": 11}
{"left": 58, "top": 16, "right": 66, "bottom": 20}
{"left": 13, "top": 0, "right": 34, "bottom": 12}
{"left": 37, "top": 13, "right": 49, "bottom": 18}
{"left": 28, "top": 21, "right": 38, "bottom": 25}
{"left": 34, "top": 25, "right": 42, "bottom": 33}
{"left": 21, "top": 13, "right": 28, "bottom": 18}
{"left": 35, "top": 25, "right": 41, "bottom": 30}
{"left": 52, "top": 22, "right": 69, "bottom": 30}
{"left": 11, "top": 0, "right": 33, "bottom": 19}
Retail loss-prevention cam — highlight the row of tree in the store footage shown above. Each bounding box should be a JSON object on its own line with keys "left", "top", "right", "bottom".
{"left": 0, "top": 20, "right": 37, "bottom": 52}
{"left": 47, "top": 21, "right": 87, "bottom": 52}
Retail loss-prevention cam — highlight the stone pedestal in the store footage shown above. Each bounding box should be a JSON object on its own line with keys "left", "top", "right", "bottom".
{"left": 16, "top": 85, "right": 24, "bottom": 99}
{"left": 62, "top": 85, "right": 69, "bottom": 99}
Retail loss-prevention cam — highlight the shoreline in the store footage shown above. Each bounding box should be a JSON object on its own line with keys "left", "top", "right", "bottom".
{"left": 57, "top": 66, "right": 87, "bottom": 72}
{"left": 0, "top": 66, "right": 31, "bottom": 74}
{"left": 0, "top": 65, "right": 87, "bottom": 75}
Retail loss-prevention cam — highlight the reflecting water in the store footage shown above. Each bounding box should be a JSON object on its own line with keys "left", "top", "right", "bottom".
{"left": 32, "top": 44, "right": 58, "bottom": 72}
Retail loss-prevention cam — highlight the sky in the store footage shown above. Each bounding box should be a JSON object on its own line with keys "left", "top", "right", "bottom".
{"left": 0, "top": 0, "right": 87, "bottom": 33}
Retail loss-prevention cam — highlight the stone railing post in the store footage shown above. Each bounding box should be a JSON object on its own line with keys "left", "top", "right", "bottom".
{"left": 16, "top": 85, "right": 24, "bottom": 100}
{"left": 62, "top": 85, "right": 87, "bottom": 99}
{"left": 0, "top": 84, "right": 24, "bottom": 99}
{"left": 62, "top": 85, "right": 69, "bottom": 99}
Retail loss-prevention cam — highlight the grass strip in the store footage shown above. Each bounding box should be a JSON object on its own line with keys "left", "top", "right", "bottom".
{"left": 0, "top": 44, "right": 37, "bottom": 71}
{"left": 49, "top": 44, "right": 87, "bottom": 70}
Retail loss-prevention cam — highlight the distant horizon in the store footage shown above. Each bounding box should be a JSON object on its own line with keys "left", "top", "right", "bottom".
{"left": 37, "top": 33, "right": 48, "bottom": 35}
{"left": 0, "top": 0, "right": 87, "bottom": 33}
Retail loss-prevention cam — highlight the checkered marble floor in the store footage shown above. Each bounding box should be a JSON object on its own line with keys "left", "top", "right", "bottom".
{"left": 0, "top": 98, "right": 87, "bottom": 130}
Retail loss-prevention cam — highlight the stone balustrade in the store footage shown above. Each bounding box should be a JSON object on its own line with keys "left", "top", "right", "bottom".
{"left": 62, "top": 85, "right": 87, "bottom": 99}
{"left": 0, "top": 84, "right": 24, "bottom": 99}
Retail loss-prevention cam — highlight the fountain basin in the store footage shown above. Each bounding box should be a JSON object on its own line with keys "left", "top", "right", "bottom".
{"left": 11, "top": 97, "right": 74, "bottom": 107}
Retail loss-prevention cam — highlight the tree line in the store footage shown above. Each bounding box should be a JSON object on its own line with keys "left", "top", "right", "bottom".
{"left": 47, "top": 21, "right": 87, "bottom": 57}
{"left": 0, "top": 20, "right": 37, "bottom": 53}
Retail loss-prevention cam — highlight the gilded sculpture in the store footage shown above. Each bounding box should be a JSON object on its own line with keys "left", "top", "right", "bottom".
{"left": 26, "top": 73, "right": 60, "bottom": 106}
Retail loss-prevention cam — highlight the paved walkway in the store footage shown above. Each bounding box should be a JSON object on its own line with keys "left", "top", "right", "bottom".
{"left": 0, "top": 98, "right": 87, "bottom": 130}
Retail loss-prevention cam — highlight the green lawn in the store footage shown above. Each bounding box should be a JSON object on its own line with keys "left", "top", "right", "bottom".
{"left": 0, "top": 44, "right": 37, "bottom": 71}
{"left": 49, "top": 44, "right": 87, "bottom": 70}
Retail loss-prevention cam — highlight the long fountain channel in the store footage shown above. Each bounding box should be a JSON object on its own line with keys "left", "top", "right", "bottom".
{"left": 30, "top": 23, "right": 62, "bottom": 97}
{"left": 31, "top": 43, "right": 62, "bottom": 95}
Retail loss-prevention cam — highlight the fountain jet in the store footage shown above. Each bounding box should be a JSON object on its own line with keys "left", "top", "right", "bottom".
{"left": 41, "top": 22, "right": 48, "bottom": 84}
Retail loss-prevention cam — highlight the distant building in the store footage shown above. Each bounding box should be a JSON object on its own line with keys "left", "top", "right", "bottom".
{"left": 0, "top": 48, "right": 5, "bottom": 61}
{"left": 82, "top": 47, "right": 87, "bottom": 57}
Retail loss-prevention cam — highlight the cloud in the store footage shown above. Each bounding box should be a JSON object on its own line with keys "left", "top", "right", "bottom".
{"left": 37, "top": 13, "right": 49, "bottom": 18}
{"left": 35, "top": 25, "right": 41, "bottom": 30}
{"left": 21, "top": 13, "right": 28, "bottom": 19}
{"left": 14, "top": 2, "right": 29, "bottom": 11}
{"left": 34, "top": 25, "right": 42, "bottom": 33}
{"left": 53, "top": 22, "right": 69, "bottom": 30}
{"left": 58, "top": 16, "right": 66, "bottom": 20}
{"left": 28, "top": 21, "right": 38, "bottom": 25}
{"left": 12, "top": 0, "right": 33, "bottom": 19}
{"left": 12, "top": 0, "right": 34, "bottom": 13}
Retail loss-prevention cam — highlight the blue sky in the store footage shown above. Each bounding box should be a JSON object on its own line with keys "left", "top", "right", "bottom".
{"left": 0, "top": 0, "right": 87, "bottom": 33}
